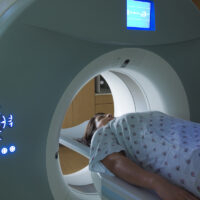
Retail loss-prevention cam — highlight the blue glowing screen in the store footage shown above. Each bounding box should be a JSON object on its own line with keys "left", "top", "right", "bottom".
{"left": 127, "top": 0, "right": 155, "bottom": 30}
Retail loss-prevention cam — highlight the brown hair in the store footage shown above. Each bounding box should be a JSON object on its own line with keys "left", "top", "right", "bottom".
{"left": 77, "top": 113, "right": 105, "bottom": 147}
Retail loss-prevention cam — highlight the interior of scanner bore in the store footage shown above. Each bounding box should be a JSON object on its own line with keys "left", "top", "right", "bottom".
{"left": 59, "top": 70, "right": 149, "bottom": 176}
{"left": 58, "top": 70, "right": 147, "bottom": 200}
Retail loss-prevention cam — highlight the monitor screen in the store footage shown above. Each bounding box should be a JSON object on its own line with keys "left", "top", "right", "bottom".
{"left": 127, "top": 0, "right": 155, "bottom": 31}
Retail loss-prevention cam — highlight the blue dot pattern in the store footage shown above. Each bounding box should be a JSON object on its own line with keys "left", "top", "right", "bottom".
{"left": 89, "top": 111, "right": 200, "bottom": 198}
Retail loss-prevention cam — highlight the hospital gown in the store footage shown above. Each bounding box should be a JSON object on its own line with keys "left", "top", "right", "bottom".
{"left": 89, "top": 111, "right": 200, "bottom": 198}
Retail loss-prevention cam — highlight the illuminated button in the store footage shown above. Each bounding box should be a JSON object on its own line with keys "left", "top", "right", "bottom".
{"left": 1, "top": 115, "right": 6, "bottom": 129}
{"left": 0, "top": 137, "right": 3, "bottom": 141}
{"left": 1, "top": 147, "right": 8, "bottom": 155}
{"left": 9, "top": 146, "right": 16, "bottom": 153}
{"left": 0, "top": 114, "right": 6, "bottom": 132}
{"left": 7, "top": 114, "right": 14, "bottom": 128}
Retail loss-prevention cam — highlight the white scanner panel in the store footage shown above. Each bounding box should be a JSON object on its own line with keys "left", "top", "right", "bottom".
{"left": 0, "top": 0, "right": 199, "bottom": 200}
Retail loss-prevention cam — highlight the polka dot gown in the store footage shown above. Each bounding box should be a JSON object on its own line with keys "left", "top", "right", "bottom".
{"left": 89, "top": 111, "right": 200, "bottom": 198}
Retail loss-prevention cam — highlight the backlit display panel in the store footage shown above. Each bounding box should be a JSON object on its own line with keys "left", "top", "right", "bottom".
{"left": 127, "top": 0, "right": 155, "bottom": 31}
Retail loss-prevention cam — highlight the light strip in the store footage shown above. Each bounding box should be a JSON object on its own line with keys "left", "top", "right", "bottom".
{"left": 0, "top": 0, "right": 17, "bottom": 17}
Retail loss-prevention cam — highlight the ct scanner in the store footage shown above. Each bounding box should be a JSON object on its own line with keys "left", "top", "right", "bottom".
{"left": 0, "top": 0, "right": 200, "bottom": 199}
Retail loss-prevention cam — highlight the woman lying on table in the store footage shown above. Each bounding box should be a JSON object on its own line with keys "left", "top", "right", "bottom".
{"left": 78, "top": 111, "right": 200, "bottom": 200}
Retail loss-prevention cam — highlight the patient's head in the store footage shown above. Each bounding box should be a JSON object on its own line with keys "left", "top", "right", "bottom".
{"left": 78, "top": 113, "right": 114, "bottom": 146}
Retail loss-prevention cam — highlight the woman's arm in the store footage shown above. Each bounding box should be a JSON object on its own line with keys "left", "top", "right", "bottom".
{"left": 101, "top": 152, "right": 199, "bottom": 200}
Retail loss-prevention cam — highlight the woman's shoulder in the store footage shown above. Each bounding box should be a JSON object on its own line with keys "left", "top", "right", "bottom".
{"left": 117, "top": 111, "right": 157, "bottom": 118}
{"left": 117, "top": 111, "right": 166, "bottom": 121}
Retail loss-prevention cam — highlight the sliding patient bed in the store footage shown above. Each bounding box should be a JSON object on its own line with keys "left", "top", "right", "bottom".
{"left": 59, "top": 121, "right": 161, "bottom": 200}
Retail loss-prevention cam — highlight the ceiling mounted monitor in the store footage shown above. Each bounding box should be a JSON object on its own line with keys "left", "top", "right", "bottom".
{"left": 127, "top": 0, "right": 155, "bottom": 31}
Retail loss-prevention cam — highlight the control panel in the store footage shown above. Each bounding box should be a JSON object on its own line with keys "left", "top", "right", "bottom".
{"left": 0, "top": 113, "right": 16, "bottom": 156}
